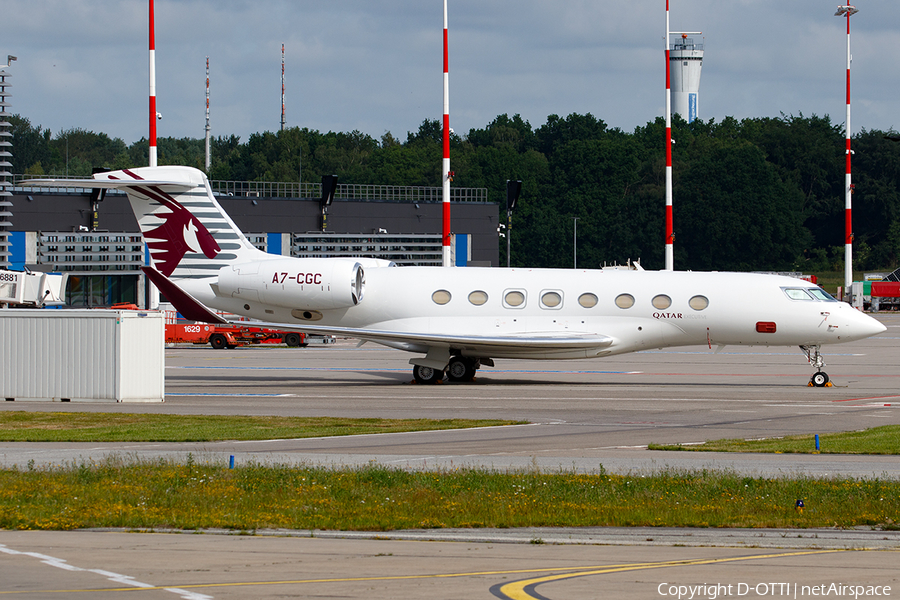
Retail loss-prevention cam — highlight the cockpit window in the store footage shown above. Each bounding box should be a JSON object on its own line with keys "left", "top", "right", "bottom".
{"left": 808, "top": 288, "right": 838, "bottom": 302}
{"left": 783, "top": 288, "right": 813, "bottom": 301}
{"left": 783, "top": 287, "right": 837, "bottom": 302}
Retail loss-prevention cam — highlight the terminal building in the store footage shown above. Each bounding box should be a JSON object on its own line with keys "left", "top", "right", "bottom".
{"left": 9, "top": 178, "right": 499, "bottom": 308}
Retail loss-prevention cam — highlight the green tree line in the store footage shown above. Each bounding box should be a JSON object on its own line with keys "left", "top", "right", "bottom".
{"left": 10, "top": 112, "right": 900, "bottom": 272}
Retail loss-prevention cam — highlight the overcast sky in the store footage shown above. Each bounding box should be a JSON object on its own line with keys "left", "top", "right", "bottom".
{"left": 3, "top": 0, "right": 898, "bottom": 146}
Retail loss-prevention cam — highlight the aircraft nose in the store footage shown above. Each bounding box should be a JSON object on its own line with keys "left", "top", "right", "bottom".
{"left": 849, "top": 310, "right": 887, "bottom": 339}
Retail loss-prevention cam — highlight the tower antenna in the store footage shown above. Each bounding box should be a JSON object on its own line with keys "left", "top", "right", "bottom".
{"left": 281, "top": 44, "right": 286, "bottom": 131}
{"left": 205, "top": 56, "right": 211, "bottom": 171}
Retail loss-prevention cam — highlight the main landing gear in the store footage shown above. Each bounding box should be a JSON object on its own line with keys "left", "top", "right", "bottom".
{"left": 412, "top": 364, "right": 444, "bottom": 385}
{"left": 801, "top": 345, "right": 832, "bottom": 387}
{"left": 412, "top": 357, "right": 485, "bottom": 384}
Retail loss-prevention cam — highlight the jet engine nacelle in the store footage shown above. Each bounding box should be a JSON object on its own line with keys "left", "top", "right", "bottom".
{"left": 217, "top": 258, "right": 365, "bottom": 311}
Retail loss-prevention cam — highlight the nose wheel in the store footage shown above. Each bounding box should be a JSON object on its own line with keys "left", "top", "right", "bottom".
{"left": 810, "top": 371, "right": 830, "bottom": 387}
{"left": 801, "top": 345, "right": 832, "bottom": 387}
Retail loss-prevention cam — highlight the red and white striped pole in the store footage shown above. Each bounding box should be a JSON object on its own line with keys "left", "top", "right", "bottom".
{"left": 147, "top": 0, "right": 160, "bottom": 309}
{"left": 664, "top": 0, "right": 673, "bottom": 271}
{"left": 836, "top": 5, "right": 858, "bottom": 297}
{"left": 149, "top": 0, "right": 158, "bottom": 167}
{"left": 441, "top": 0, "right": 452, "bottom": 267}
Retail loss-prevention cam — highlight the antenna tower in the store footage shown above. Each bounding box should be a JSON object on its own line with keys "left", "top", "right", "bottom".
{"left": 281, "top": 44, "right": 286, "bottom": 131}
{"left": 205, "top": 56, "right": 211, "bottom": 171}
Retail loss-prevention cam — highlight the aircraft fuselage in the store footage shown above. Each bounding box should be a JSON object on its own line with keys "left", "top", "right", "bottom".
{"left": 182, "top": 265, "right": 881, "bottom": 361}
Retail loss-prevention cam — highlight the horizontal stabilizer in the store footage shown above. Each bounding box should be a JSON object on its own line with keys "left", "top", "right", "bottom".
{"left": 142, "top": 266, "right": 227, "bottom": 324}
{"left": 22, "top": 178, "right": 194, "bottom": 192}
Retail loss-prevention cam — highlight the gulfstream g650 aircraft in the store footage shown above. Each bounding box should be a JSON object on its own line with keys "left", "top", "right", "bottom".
{"left": 27, "top": 166, "right": 886, "bottom": 385}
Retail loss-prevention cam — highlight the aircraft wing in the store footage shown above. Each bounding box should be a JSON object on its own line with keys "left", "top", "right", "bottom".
{"left": 230, "top": 319, "right": 614, "bottom": 352}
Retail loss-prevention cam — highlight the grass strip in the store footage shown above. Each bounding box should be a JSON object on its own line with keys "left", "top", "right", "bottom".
{"left": 648, "top": 425, "right": 900, "bottom": 455}
{"left": 0, "top": 413, "right": 523, "bottom": 442}
{"left": 1, "top": 458, "right": 898, "bottom": 531}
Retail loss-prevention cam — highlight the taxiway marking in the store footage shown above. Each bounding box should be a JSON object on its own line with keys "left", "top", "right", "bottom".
{"left": 491, "top": 549, "right": 846, "bottom": 600}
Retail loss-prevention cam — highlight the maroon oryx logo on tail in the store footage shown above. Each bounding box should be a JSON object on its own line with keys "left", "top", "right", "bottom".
{"left": 118, "top": 169, "right": 221, "bottom": 276}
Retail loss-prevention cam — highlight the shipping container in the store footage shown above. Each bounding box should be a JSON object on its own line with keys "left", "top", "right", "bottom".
{"left": 0, "top": 309, "right": 164, "bottom": 402}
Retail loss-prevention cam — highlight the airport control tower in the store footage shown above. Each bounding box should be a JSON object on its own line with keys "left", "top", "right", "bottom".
{"left": 669, "top": 34, "right": 704, "bottom": 123}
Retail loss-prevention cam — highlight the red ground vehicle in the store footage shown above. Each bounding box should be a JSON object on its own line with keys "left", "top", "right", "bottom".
{"left": 165, "top": 321, "right": 307, "bottom": 349}
{"left": 106, "top": 304, "right": 306, "bottom": 348}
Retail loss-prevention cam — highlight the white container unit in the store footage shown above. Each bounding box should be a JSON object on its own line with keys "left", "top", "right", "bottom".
{"left": 0, "top": 309, "right": 164, "bottom": 402}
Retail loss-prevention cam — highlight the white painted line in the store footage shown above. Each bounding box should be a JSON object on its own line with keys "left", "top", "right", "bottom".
{"left": 0, "top": 544, "right": 212, "bottom": 599}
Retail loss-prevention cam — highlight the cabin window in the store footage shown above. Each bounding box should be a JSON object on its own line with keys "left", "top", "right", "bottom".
{"left": 615, "top": 293, "right": 635, "bottom": 309}
{"left": 540, "top": 291, "right": 562, "bottom": 309}
{"left": 504, "top": 290, "right": 526, "bottom": 308}
{"left": 468, "top": 290, "right": 488, "bottom": 306}
{"left": 432, "top": 290, "right": 452, "bottom": 305}
{"left": 689, "top": 295, "right": 709, "bottom": 311}
{"left": 578, "top": 293, "right": 598, "bottom": 308}
{"left": 652, "top": 294, "right": 672, "bottom": 310}
{"left": 783, "top": 288, "right": 813, "bottom": 301}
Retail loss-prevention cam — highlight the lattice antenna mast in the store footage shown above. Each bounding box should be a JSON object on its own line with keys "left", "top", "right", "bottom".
{"left": 281, "top": 44, "right": 286, "bottom": 131}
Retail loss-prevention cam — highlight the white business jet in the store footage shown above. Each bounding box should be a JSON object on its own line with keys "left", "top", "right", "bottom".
{"left": 26, "top": 166, "right": 886, "bottom": 386}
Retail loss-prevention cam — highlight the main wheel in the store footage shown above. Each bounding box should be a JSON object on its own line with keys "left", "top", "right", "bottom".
{"left": 811, "top": 371, "right": 830, "bottom": 387}
{"left": 447, "top": 357, "right": 476, "bottom": 382}
{"left": 413, "top": 365, "right": 443, "bottom": 385}
{"left": 284, "top": 332, "right": 302, "bottom": 347}
{"left": 209, "top": 333, "right": 228, "bottom": 350}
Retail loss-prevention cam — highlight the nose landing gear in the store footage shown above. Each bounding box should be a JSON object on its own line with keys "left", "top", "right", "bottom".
{"left": 801, "top": 345, "right": 832, "bottom": 387}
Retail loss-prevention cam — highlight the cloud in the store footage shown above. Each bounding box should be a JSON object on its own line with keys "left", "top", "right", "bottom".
{"left": 3, "top": 0, "right": 897, "bottom": 146}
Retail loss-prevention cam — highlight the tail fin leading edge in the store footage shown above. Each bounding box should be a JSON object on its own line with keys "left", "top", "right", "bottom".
{"left": 142, "top": 266, "right": 227, "bottom": 324}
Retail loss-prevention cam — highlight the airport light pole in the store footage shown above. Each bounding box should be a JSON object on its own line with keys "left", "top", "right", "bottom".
{"left": 573, "top": 217, "right": 578, "bottom": 269}
{"left": 836, "top": 4, "right": 858, "bottom": 299}
{"left": 506, "top": 180, "right": 521, "bottom": 268}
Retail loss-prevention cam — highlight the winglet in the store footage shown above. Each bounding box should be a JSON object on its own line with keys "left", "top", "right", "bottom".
{"left": 142, "top": 266, "right": 228, "bottom": 324}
